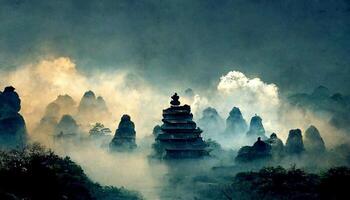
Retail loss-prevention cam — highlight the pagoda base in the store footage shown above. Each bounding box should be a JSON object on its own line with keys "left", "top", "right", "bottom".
{"left": 165, "top": 149, "right": 208, "bottom": 159}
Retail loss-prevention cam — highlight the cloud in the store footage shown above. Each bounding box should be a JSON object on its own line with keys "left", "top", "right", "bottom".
{"left": 217, "top": 71, "right": 279, "bottom": 105}
{"left": 0, "top": 57, "right": 167, "bottom": 137}
{"left": 192, "top": 70, "right": 346, "bottom": 147}
{"left": 1, "top": 59, "right": 346, "bottom": 149}
{"left": 1, "top": 0, "right": 350, "bottom": 94}
{"left": 215, "top": 70, "right": 280, "bottom": 133}
{"left": 1, "top": 57, "right": 86, "bottom": 130}
{"left": 191, "top": 94, "right": 209, "bottom": 119}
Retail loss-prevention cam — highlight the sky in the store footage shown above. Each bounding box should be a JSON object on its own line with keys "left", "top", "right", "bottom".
{"left": 1, "top": 0, "right": 350, "bottom": 95}
{"left": 1, "top": 2, "right": 350, "bottom": 198}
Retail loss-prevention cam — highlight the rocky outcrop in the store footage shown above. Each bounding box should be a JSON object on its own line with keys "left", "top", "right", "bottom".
{"left": 252, "top": 137, "right": 271, "bottom": 157}
{"left": 54, "top": 115, "right": 79, "bottom": 137}
{"left": 246, "top": 115, "right": 265, "bottom": 138}
{"left": 78, "top": 90, "right": 96, "bottom": 113}
{"left": 0, "top": 86, "right": 27, "bottom": 149}
{"left": 35, "top": 118, "right": 58, "bottom": 137}
{"left": 235, "top": 137, "right": 271, "bottom": 162}
{"left": 52, "top": 94, "right": 76, "bottom": 116}
{"left": 96, "top": 96, "right": 108, "bottom": 113}
{"left": 288, "top": 86, "right": 350, "bottom": 133}
{"left": 225, "top": 107, "right": 248, "bottom": 136}
{"left": 35, "top": 94, "right": 76, "bottom": 136}
{"left": 265, "top": 133, "right": 284, "bottom": 158}
{"left": 77, "top": 91, "right": 111, "bottom": 126}
{"left": 110, "top": 115, "right": 137, "bottom": 151}
{"left": 198, "top": 107, "right": 225, "bottom": 138}
{"left": 34, "top": 103, "right": 60, "bottom": 135}
{"left": 44, "top": 102, "right": 61, "bottom": 119}
{"left": 285, "top": 129, "right": 304, "bottom": 155}
{"left": 304, "top": 125, "right": 326, "bottom": 153}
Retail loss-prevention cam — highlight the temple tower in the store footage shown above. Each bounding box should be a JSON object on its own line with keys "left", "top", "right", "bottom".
{"left": 155, "top": 93, "right": 208, "bottom": 158}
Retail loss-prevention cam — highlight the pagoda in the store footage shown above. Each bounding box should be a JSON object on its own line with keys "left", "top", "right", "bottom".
{"left": 155, "top": 93, "right": 208, "bottom": 158}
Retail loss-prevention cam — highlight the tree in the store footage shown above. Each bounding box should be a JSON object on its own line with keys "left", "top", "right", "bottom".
{"left": 0, "top": 143, "right": 143, "bottom": 200}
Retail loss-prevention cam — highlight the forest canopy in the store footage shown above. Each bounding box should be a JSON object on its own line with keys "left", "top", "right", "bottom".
{"left": 0, "top": 144, "right": 143, "bottom": 200}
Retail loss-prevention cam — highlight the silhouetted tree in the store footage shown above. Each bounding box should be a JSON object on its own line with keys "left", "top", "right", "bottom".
{"left": 0, "top": 143, "right": 142, "bottom": 200}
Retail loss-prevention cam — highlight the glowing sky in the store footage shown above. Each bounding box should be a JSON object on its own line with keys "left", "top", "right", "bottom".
{"left": 1, "top": 0, "right": 350, "bottom": 94}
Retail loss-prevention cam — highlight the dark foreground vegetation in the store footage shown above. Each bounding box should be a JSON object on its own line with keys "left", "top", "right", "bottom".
{"left": 219, "top": 166, "right": 350, "bottom": 200}
{"left": 0, "top": 144, "right": 142, "bottom": 200}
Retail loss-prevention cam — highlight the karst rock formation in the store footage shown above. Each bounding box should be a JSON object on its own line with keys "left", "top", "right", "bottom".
{"left": 110, "top": 114, "right": 137, "bottom": 151}
{"left": 0, "top": 86, "right": 27, "bottom": 149}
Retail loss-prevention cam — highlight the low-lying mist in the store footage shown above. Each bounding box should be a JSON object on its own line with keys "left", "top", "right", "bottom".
{"left": 1, "top": 56, "right": 349, "bottom": 199}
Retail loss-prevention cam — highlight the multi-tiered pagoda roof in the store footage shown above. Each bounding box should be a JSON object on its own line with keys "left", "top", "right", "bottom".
{"left": 155, "top": 93, "right": 208, "bottom": 158}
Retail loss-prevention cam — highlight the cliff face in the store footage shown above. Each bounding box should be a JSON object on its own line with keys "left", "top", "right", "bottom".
{"left": 55, "top": 114, "right": 79, "bottom": 136}
{"left": 35, "top": 94, "right": 76, "bottom": 137}
{"left": 198, "top": 107, "right": 225, "bottom": 138}
{"left": 285, "top": 129, "right": 305, "bottom": 155}
{"left": 96, "top": 96, "right": 108, "bottom": 113}
{"left": 265, "top": 133, "right": 284, "bottom": 158}
{"left": 246, "top": 115, "right": 265, "bottom": 138}
{"left": 78, "top": 91, "right": 96, "bottom": 113}
{"left": 77, "top": 91, "right": 111, "bottom": 126}
{"left": 52, "top": 94, "right": 76, "bottom": 116}
{"left": 0, "top": 86, "right": 27, "bottom": 149}
{"left": 110, "top": 114, "right": 137, "bottom": 151}
{"left": 304, "top": 125, "right": 326, "bottom": 153}
{"left": 225, "top": 107, "right": 248, "bottom": 136}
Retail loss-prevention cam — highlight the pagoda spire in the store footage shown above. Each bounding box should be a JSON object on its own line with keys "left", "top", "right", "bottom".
{"left": 170, "top": 93, "right": 180, "bottom": 106}
{"left": 153, "top": 93, "right": 208, "bottom": 159}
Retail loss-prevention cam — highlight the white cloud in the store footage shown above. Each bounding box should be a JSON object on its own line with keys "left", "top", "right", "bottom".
{"left": 215, "top": 71, "right": 280, "bottom": 133}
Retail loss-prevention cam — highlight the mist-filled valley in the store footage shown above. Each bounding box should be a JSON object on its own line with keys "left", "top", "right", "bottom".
{"left": 1, "top": 57, "right": 350, "bottom": 199}
{"left": 1, "top": 0, "right": 350, "bottom": 199}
